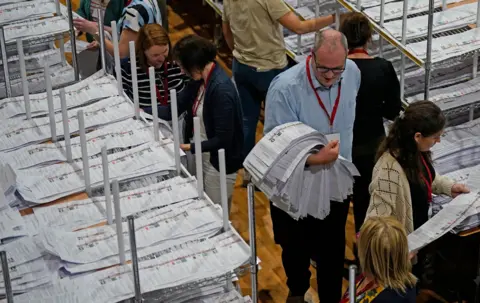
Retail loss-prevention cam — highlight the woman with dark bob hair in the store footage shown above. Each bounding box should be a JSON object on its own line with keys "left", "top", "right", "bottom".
{"left": 173, "top": 34, "right": 244, "bottom": 212}
{"left": 339, "top": 12, "right": 403, "bottom": 234}
{"left": 366, "top": 101, "right": 469, "bottom": 282}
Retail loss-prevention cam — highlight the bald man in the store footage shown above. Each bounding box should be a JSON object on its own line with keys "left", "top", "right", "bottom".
{"left": 264, "top": 29, "right": 361, "bottom": 303}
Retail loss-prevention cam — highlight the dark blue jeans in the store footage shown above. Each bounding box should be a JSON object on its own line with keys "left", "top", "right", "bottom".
{"left": 232, "top": 59, "right": 289, "bottom": 160}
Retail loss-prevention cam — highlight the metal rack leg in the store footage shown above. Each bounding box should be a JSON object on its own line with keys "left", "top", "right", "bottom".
{"left": 98, "top": 9, "right": 107, "bottom": 73}
{"left": 424, "top": 0, "right": 435, "bottom": 100}
{"left": 348, "top": 264, "right": 357, "bottom": 303}
{"left": 0, "top": 251, "right": 14, "bottom": 303}
{"left": 247, "top": 183, "right": 258, "bottom": 303}
{"left": 66, "top": 0, "right": 79, "bottom": 81}
{"left": 128, "top": 215, "right": 142, "bottom": 303}
{"left": 0, "top": 28, "right": 12, "bottom": 98}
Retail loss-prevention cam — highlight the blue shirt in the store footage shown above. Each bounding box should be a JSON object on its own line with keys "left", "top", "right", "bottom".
{"left": 117, "top": 0, "right": 161, "bottom": 34}
{"left": 264, "top": 58, "right": 361, "bottom": 161}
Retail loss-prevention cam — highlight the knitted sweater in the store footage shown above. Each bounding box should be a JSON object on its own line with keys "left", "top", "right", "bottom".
{"left": 367, "top": 152, "right": 454, "bottom": 234}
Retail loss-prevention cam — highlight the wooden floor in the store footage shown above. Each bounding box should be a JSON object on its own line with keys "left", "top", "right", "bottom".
{"left": 166, "top": 2, "right": 356, "bottom": 302}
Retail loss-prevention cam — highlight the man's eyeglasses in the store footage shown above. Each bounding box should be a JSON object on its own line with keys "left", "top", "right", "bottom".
{"left": 311, "top": 52, "right": 345, "bottom": 75}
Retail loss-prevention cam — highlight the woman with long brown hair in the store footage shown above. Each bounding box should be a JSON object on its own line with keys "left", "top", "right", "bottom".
{"left": 120, "top": 24, "right": 188, "bottom": 119}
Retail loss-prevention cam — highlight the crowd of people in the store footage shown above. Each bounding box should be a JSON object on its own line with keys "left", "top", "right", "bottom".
{"left": 74, "top": 0, "right": 471, "bottom": 301}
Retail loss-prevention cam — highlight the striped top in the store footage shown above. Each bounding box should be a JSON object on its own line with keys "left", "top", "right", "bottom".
{"left": 117, "top": 0, "right": 161, "bottom": 34}
{"left": 121, "top": 58, "right": 188, "bottom": 108}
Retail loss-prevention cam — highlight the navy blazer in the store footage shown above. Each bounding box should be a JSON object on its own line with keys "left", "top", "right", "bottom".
{"left": 173, "top": 62, "right": 244, "bottom": 174}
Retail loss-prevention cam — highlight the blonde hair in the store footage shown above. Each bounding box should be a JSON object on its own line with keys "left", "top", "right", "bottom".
{"left": 358, "top": 216, "right": 417, "bottom": 293}
{"left": 136, "top": 24, "right": 171, "bottom": 71}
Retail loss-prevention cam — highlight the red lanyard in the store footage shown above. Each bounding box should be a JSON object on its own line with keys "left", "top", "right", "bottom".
{"left": 192, "top": 62, "right": 215, "bottom": 117}
{"left": 348, "top": 48, "right": 369, "bottom": 55}
{"left": 306, "top": 55, "right": 341, "bottom": 127}
{"left": 148, "top": 63, "right": 169, "bottom": 106}
{"left": 420, "top": 155, "right": 433, "bottom": 203}
{"left": 340, "top": 274, "right": 375, "bottom": 303}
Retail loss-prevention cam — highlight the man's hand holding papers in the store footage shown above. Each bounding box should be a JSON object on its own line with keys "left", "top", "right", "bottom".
{"left": 306, "top": 140, "right": 340, "bottom": 165}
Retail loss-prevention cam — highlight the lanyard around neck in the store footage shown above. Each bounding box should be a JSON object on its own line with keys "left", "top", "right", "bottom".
{"left": 150, "top": 63, "right": 169, "bottom": 106}
{"left": 348, "top": 48, "right": 369, "bottom": 56}
{"left": 192, "top": 62, "right": 216, "bottom": 117}
{"left": 305, "top": 55, "right": 342, "bottom": 128}
{"left": 420, "top": 154, "right": 433, "bottom": 203}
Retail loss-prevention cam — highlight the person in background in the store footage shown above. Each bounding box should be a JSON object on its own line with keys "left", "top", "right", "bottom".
{"left": 173, "top": 35, "right": 244, "bottom": 211}
{"left": 120, "top": 24, "right": 188, "bottom": 119}
{"left": 73, "top": 0, "right": 124, "bottom": 42}
{"left": 339, "top": 12, "right": 402, "bottom": 233}
{"left": 222, "top": 0, "right": 337, "bottom": 186}
{"left": 264, "top": 29, "right": 361, "bottom": 303}
{"left": 367, "top": 100, "right": 469, "bottom": 280}
{"left": 86, "top": 0, "right": 162, "bottom": 58}
{"left": 341, "top": 216, "right": 417, "bottom": 303}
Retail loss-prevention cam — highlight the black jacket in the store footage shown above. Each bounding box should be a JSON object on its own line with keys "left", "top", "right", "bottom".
{"left": 178, "top": 62, "right": 244, "bottom": 174}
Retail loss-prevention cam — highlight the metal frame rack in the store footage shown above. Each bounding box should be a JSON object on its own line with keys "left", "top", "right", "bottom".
{"left": 0, "top": 2, "right": 258, "bottom": 302}
{"left": 0, "top": 0, "right": 80, "bottom": 100}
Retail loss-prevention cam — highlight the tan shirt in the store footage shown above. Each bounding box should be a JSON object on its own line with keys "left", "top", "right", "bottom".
{"left": 222, "top": 0, "right": 290, "bottom": 71}
{"left": 367, "top": 152, "right": 454, "bottom": 234}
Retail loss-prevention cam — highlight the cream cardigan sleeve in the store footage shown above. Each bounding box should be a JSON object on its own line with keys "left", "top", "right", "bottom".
{"left": 432, "top": 173, "right": 454, "bottom": 197}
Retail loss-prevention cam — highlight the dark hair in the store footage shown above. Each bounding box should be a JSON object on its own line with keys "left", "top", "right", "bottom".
{"left": 339, "top": 12, "right": 373, "bottom": 50}
{"left": 136, "top": 24, "right": 171, "bottom": 71}
{"left": 172, "top": 35, "right": 217, "bottom": 75}
{"left": 377, "top": 100, "right": 445, "bottom": 184}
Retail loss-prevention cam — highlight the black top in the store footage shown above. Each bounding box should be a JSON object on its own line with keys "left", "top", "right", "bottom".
{"left": 409, "top": 154, "right": 436, "bottom": 230}
{"left": 351, "top": 58, "right": 402, "bottom": 156}
{"left": 177, "top": 62, "right": 245, "bottom": 174}
{"left": 372, "top": 286, "right": 417, "bottom": 303}
{"left": 120, "top": 58, "right": 188, "bottom": 118}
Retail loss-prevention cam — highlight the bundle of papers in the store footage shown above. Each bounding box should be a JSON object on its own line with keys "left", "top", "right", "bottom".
{"left": 432, "top": 136, "right": 480, "bottom": 174}
{"left": 383, "top": 3, "right": 477, "bottom": 41}
{"left": 0, "top": 70, "right": 116, "bottom": 119}
{"left": 33, "top": 176, "right": 199, "bottom": 231}
{"left": 4, "top": 16, "right": 70, "bottom": 43}
{"left": 0, "top": 49, "right": 62, "bottom": 80}
{"left": 0, "top": 0, "right": 56, "bottom": 25}
{"left": 363, "top": 0, "right": 462, "bottom": 22}
{"left": 244, "top": 122, "right": 359, "bottom": 220}
{"left": 0, "top": 96, "right": 133, "bottom": 152}
{"left": 441, "top": 117, "right": 480, "bottom": 143}
{"left": 16, "top": 140, "right": 178, "bottom": 203}
{"left": 9, "top": 231, "right": 250, "bottom": 303}
{"left": 0, "top": 119, "right": 154, "bottom": 169}
{"left": 0, "top": 64, "right": 75, "bottom": 99}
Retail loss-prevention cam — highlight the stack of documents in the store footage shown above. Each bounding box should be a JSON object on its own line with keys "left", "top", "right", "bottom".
{"left": 16, "top": 140, "right": 178, "bottom": 204}
{"left": 3, "top": 16, "right": 70, "bottom": 44}
{"left": 0, "top": 49, "right": 62, "bottom": 79}
{"left": 431, "top": 137, "right": 480, "bottom": 174}
{"left": 244, "top": 122, "right": 359, "bottom": 220}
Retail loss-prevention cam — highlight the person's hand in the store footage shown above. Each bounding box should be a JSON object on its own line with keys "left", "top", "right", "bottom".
{"left": 73, "top": 18, "right": 98, "bottom": 35}
{"left": 307, "top": 140, "right": 339, "bottom": 165}
{"left": 451, "top": 183, "right": 470, "bottom": 198}
{"left": 86, "top": 41, "right": 99, "bottom": 50}
{"left": 180, "top": 144, "right": 191, "bottom": 151}
{"left": 409, "top": 251, "right": 417, "bottom": 260}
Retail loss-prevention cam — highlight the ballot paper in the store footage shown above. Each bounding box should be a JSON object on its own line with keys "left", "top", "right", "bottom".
{"left": 244, "top": 122, "right": 359, "bottom": 220}
{"left": 39, "top": 198, "right": 223, "bottom": 263}
{"left": 383, "top": 3, "right": 477, "bottom": 40}
{"left": 3, "top": 16, "right": 70, "bottom": 43}
{"left": 408, "top": 192, "right": 480, "bottom": 252}
{"left": 0, "top": 96, "right": 134, "bottom": 152}
{"left": 33, "top": 176, "right": 198, "bottom": 231}
{"left": 0, "top": 49, "right": 62, "bottom": 79}
{"left": 407, "top": 28, "right": 480, "bottom": 63}
{"left": 0, "top": 70, "right": 116, "bottom": 119}
{"left": 0, "top": 119, "right": 154, "bottom": 169}
{"left": 0, "top": 64, "right": 75, "bottom": 99}
{"left": 363, "top": 0, "right": 462, "bottom": 22}
{"left": 17, "top": 140, "right": 178, "bottom": 203}
{"left": 0, "top": 206, "right": 28, "bottom": 240}
{"left": 63, "top": 39, "right": 90, "bottom": 53}
{"left": 0, "top": 0, "right": 56, "bottom": 25}
{"left": 284, "top": 32, "right": 316, "bottom": 58}
{"left": 441, "top": 117, "right": 480, "bottom": 143}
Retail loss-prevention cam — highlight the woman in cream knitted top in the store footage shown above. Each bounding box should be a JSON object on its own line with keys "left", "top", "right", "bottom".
{"left": 366, "top": 100, "right": 469, "bottom": 235}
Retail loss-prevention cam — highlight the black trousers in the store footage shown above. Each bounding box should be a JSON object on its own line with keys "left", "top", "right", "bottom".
{"left": 270, "top": 200, "right": 350, "bottom": 302}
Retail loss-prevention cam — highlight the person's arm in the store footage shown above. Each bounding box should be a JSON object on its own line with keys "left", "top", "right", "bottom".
{"left": 104, "top": 28, "right": 137, "bottom": 58}
{"left": 190, "top": 84, "right": 235, "bottom": 154}
{"left": 432, "top": 174, "right": 470, "bottom": 198}
{"left": 278, "top": 11, "right": 335, "bottom": 35}
{"left": 222, "top": 22, "right": 234, "bottom": 51}
{"left": 381, "top": 61, "right": 402, "bottom": 121}
{"left": 366, "top": 159, "right": 400, "bottom": 220}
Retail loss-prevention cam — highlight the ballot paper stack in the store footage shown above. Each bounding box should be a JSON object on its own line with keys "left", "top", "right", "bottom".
{"left": 244, "top": 122, "right": 359, "bottom": 220}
